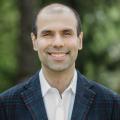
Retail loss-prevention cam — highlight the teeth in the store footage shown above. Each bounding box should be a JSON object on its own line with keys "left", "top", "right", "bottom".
{"left": 51, "top": 53, "right": 66, "bottom": 57}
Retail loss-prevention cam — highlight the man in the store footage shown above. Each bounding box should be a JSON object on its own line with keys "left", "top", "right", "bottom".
{"left": 0, "top": 3, "right": 120, "bottom": 120}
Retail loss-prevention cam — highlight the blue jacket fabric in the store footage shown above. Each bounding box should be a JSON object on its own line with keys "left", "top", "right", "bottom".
{"left": 0, "top": 71, "right": 120, "bottom": 120}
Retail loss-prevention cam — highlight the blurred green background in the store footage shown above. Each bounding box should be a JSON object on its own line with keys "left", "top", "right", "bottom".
{"left": 0, "top": 0, "right": 120, "bottom": 93}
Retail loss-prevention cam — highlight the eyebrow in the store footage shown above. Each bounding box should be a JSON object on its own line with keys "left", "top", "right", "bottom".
{"left": 62, "top": 29, "right": 73, "bottom": 32}
{"left": 62, "top": 29, "right": 74, "bottom": 35}
{"left": 41, "top": 30, "right": 53, "bottom": 34}
{"left": 40, "top": 28, "right": 74, "bottom": 34}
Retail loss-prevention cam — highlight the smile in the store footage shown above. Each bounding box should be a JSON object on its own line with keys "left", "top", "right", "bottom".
{"left": 47, "top": 51, "right": 70, "bottom": 61}
{"left": 47, "top": 51, "right": 70, "bottom": 55}
{"left": 51, "top": 53, "right": 66, "bottom": 57}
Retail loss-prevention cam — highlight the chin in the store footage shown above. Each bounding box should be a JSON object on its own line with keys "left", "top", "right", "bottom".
{"left": 47, "top": 64, "right": 73, "bottom": 72}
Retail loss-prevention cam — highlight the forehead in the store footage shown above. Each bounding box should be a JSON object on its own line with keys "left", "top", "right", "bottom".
{"left": 36, "top": 4, "right": 77, "bottom": 31}
{"left": 40, "top": 3, "right": 74, "bottom": 15}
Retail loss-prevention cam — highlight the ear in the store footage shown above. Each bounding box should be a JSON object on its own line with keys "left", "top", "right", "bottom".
{"left": 78, "top": 32, "right": 83, "bottom": 50}
{"left": 31, "top": 32, "right": 38, "bottom": 51}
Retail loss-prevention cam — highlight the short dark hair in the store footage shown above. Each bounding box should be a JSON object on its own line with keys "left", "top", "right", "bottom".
{"left": 32, "top": 3, "right": 82, "bottom": 37}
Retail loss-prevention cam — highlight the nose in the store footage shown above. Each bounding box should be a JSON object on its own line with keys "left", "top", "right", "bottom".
{"left": 52, "top": 34, "right": 64, "bottom": 48}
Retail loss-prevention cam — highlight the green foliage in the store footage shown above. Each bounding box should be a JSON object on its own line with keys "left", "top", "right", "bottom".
{"left": 0, "top": 0, "right": 120, "bottom": 93}
{"left": 0, "top": 0, "right": 19, "bottom": 91}
{"left": 83, "top": 4, "right": 120, "bottom": 92}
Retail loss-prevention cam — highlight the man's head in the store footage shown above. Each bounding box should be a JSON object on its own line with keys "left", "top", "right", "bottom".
{"left": 32, "top": 3, "right": 82, "bottom": 37}
{"left": 31, "top": 3, "right": 83, "bottom": 72}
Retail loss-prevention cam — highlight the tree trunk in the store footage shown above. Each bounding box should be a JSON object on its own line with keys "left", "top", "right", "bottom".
{"left": 17, "top": 0, "right": 39, "bottom": 82}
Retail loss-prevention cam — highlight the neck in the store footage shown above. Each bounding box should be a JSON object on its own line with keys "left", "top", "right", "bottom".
{"left": 42, "top": 65, "right": 75, "bottom": 94}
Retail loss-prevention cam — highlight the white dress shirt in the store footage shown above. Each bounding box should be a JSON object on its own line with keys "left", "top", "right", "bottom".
{"left": 39, "top": 69, "right": 77, "bottom": 120}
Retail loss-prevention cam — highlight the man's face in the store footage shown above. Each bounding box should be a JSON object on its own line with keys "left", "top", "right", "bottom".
{"left": 32, "top": 7, "right": 83, "bottom": 72}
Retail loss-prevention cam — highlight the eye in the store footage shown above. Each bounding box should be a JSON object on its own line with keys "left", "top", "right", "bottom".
{"left": 63, "top": 30, "right": 73, "bottom": 37}
{"left": 41, "top": 30, "right": 54, "bottom": 37}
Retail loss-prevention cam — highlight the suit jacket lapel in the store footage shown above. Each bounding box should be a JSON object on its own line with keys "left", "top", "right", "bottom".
{"left": 71, "top": 71, "right": 96, "bottom": 120}
{"left": 20, "top": 71, "right": 48, "bottom": 120}
{"left": 19, "top": 71, "right": 96, "bottom": 120}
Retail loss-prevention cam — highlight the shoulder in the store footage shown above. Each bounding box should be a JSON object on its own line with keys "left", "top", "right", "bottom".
{"left": 90, "top": 79, "right": 120, "bottom": 101}
{"left": 0, "top": 71, "right": 39, "bottom": 102}
{"left": 77, "top": 71, "right": 120, "bottom": 119}
{"left": 83, "top": 74, "right": 120, "bottom": 118}
{"left": 78, "top": 71, "right": 120, "bottom": 101}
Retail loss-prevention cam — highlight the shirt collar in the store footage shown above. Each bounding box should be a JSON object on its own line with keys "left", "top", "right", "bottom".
{"left": 39, "top": 69, "right": 77, "bottom": 97}
{"left": 65, "top": 69, "right": 77, "bottom": 94}
{"left": 39, "top": 69, "right": 51, "bottom": 97}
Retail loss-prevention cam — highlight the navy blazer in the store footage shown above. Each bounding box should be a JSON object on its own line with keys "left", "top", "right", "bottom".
{"left": 0, "top": 71, "right": 120, "bottom": 120}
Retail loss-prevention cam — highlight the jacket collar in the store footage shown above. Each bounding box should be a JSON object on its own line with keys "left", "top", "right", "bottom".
{"left": 71, "top": 71, "right": 96, "bottom": 120}
{"left": 20, "top": 70, "right": 96, "bottom": 120}
{"left": 21, "top": 71, "right": 48, "bottom": 120}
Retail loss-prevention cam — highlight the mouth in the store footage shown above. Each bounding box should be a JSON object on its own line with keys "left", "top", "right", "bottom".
{"left": 47, "top": 51, "right": 70, "bottom": 55}
{"left": 47, "top": 51, "right": 70, "bottom": 61}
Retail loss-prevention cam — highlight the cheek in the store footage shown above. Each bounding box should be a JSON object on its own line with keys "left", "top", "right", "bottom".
{"left": 66, "top": 38, "right": 79, "bottom": 49}
{"left": 37, "top": 41, "right": 46, "bottom": 59}
{"left": 37, "top": 40, "right": 49, "bottom": 51}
